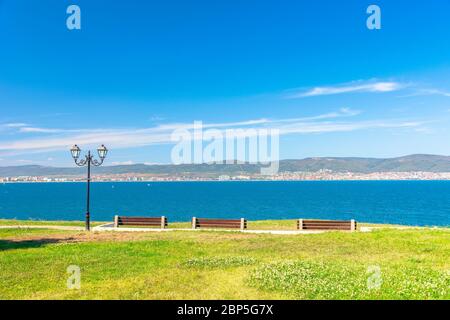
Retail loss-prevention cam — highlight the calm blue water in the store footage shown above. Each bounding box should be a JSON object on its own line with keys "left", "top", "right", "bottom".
{"left": 0, "top": 181, "right": 449, "bottom": 227}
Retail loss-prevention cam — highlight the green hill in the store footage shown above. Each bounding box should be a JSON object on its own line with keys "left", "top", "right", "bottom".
{"left": 0, "top": 154, "right": 449, "bottom": 177}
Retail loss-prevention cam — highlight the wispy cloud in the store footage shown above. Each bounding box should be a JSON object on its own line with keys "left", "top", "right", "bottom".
{"left": 19, "top": 127, "right": 66, "bottom": 133}
{"left": 111, "top": 161, "right": 135, "bottom": 165}
{"left": 5, "top": 123, "right": 27, "bottom": 128}
{"left": 286, "top": 80, "right": 405, "bottom": 98}
{"left": 144, "top": 162, "right": 167, "bottom": 166}
{"left": 401, "top": 88, "right": 450, "bottom": 98}
{"left": 421, "top": 89, "right": 450, "bottom": 97}
{"left": 0, "top": 109, "right": 425, "bottom": 157}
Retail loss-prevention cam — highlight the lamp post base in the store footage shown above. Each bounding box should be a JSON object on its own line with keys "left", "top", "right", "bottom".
{"left": 86, "top": 213, "right": 90, "bottom": 231}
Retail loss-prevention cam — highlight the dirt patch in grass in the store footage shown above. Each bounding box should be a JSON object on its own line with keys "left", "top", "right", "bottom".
{"left": 0, "top": 228, "right": 277, "bottom": 249}
{"left": 2, "top": 231, "right": 156, "bottom": 244}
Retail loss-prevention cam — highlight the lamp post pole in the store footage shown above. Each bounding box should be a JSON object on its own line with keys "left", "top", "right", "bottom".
{"left": 86, "top": 151, "right": 91, "bottom": 231}
{"left": 70, "top": 145, "right": 108, "bottom": 231}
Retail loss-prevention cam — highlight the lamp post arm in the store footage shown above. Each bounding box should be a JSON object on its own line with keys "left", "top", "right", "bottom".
{"left": 90, "top": 157, "right": 105, "bottom": 167}
{"left": 73, "top": 155, "right": 89, "bottom": 167}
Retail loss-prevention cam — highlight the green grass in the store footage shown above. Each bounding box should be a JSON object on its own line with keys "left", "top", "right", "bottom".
{"left": 182, "top": 256, "right": 257, "bottom": 268}
{"left": 0, "top": 228, "right": 79, "bottom": 238}
{"left": 0, "top": 220, "right": 448, "bottom": 300}
{"left": 0, "top": 219, "right": 105, "bottom": 227}
{"left": 249, "top": 260, "right": 449, "bottom": 299}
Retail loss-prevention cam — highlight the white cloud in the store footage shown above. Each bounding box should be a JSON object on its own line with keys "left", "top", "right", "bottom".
{"left": 111, "top": 161, "right": 135, "bottom": 165}
{"left": 424, "top": 89, "right": 450, "bottom": 97}
{"left": 19, "top": 127, "right": 65, "bottom": 133}
{"left": 0, "top": 109, "right": 424, "bottom": 157}
{"left": 413, "top": 127, "right": 436, "bottom": 134}
{"left": 286, "top": 80, "right": 405, "bottom": 98}
{"left": 0, "top": 123, "right": 27, "bottom": 131}
{"left": 5, "top": 123, "right": 27, "bottom": 128}
{"left": 404, "top": 88, "right": 450, "bottom": 98}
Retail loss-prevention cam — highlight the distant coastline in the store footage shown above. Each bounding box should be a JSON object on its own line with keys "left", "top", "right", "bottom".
{"left": 1, "top": 154, "right": 449, "bottom": 183}
{"left": 2, "top": 172, "right": 450, "bottom": 183}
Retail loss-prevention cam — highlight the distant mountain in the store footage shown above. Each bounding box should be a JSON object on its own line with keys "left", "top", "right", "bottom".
{"left": 0, "top": 154, "right": 449, "bottom": 177}
{"left": 279, "top": 154, "right": 450, "bottom": 173}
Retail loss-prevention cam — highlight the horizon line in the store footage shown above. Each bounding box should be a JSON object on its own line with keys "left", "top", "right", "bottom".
{"left": 1, "top": 153, "right": 448, "bottom": 168}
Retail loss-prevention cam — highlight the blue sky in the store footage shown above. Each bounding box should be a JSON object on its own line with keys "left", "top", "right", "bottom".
{"left": 1, "top": 0, "right": 450, "bottom": 166}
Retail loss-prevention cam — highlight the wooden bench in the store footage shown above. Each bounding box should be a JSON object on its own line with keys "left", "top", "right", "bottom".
{"left": 114, "top": 216, "right": 168, "bottom": 229}
{"left": 297, "top": 219, "right": 356, "bottom": 231}
{"left": 192, "top": 217, "right": 247, "bottom": 230}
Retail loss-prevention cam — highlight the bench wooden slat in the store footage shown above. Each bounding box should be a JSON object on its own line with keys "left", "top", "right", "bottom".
{"left": 194, "top": 217, "right": 247, "bottom": 230}
{"left": 115, "top": 216, "right": 168, "bottom": 228}
{"left": 303, "top": 226, "right": 352, "bottom": 230}
{"left": 119, "top": 220, "right": 163, "bottom": 224}
{"left": 196, "top": 219, "right": 242, "bottom": 223}
{"left": 196, "top": 223, "right": 242, "bottom": 226}
{"left": 119, "top": 217, "right": 162, "bottom": 221}
{"left": 299, "top": 220, "right": 353, "bottom": 224}
{"left": 301, "top": 220, "right": 352, "bottom": 224}
{"left": 303, "top": 224, "right": 352, "bottom": 227}
{"left": 196, "top": 224, "right": 241, "bottom": 229}
{"left": 118, "top": 219, "right": 166, "bottom": 223}
{"left": 298, "top": 219, "right": 356, "bottom": 231}
{"left": 119, "top": 222, "right": 164, "bottom": 226}
{"left": 302, "top": 223, "right": 352, "bottom": 227}
{"left": 196, "top": 223, "right": 242, "bottom": 227}
{"left": 195, "top": 224, "right": 244, "bottom": 227}
{"left": 196, "top": 224, "right": 245, "bottom": 228}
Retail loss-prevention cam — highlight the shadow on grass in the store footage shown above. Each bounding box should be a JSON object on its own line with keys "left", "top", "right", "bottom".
{"left": 0, "top": 237, "right": 74, "bottom": 251}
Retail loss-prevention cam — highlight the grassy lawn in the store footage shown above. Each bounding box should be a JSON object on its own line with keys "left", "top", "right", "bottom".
{"left": 0, "top": 219, "right": 106, "bottom": 227}
{"left": 0, "top": 220, "right": 448, "bottom": 300}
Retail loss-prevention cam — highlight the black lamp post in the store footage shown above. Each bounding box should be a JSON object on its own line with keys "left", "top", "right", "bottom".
{"left": 70, "top": 144, "right": 108, "bottom": 231}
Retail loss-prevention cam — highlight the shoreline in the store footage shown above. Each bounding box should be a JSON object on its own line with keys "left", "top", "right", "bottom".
{"left": 2, "top": 178, "right": 450, "bottom": 184}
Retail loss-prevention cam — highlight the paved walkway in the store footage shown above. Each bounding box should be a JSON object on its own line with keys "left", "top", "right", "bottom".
{"left": 0, "top": 224, "right": 384, "bottom": 234}
{"left": 1, "top": 224, "right": 445, "bottom": 234}
{"left": 92, "top": 223, "right": 328, "bottom": 234}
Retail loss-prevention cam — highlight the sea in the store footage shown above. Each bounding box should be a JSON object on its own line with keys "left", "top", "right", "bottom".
{"left": 0, "top": 181, "right": 449, "bottom": 227}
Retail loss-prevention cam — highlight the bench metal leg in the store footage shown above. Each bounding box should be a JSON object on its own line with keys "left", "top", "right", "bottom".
{"left": 350, "top": 219, "right": 356, "bottom": 231}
